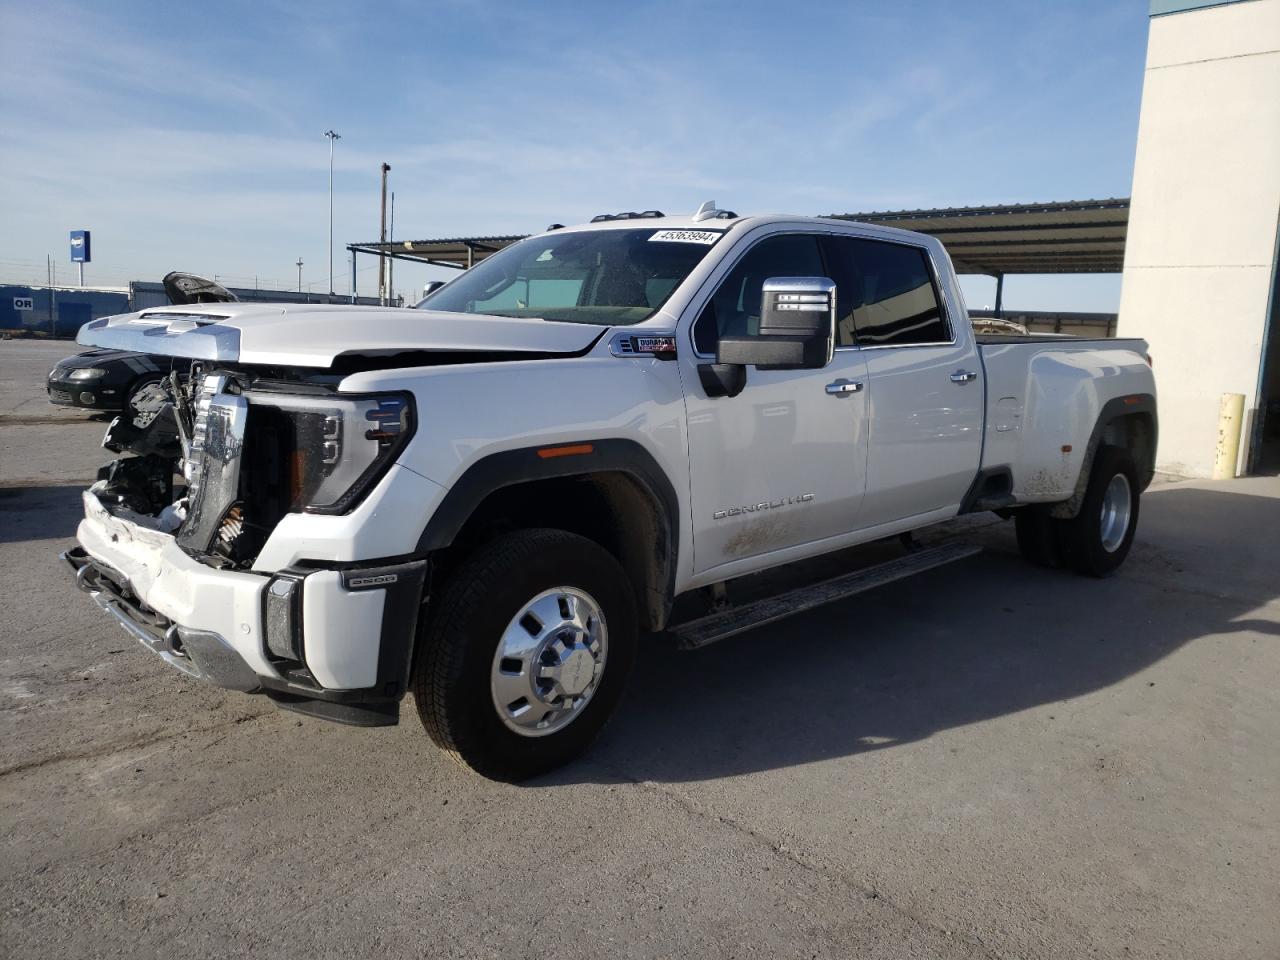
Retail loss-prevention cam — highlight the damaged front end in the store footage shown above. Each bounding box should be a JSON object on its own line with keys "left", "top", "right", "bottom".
{"left": 93, "top": 370, "right": 189, "bottom": 521}
{"left": 64, "top": 366, "right": 428, "bottom": 727}
{"left": 87, "top": 365, "right": 417, "bottom": 568}
{"left": 61, "top": 367, "right": 264, "bottom": 693}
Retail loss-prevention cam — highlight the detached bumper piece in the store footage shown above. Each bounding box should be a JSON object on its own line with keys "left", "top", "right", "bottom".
{"left": 63, "top": 546, "right": 429, "bottom": 727}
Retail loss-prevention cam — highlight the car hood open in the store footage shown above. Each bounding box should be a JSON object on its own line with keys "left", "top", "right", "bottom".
{"left": 76, "top": 303, "right": 607, "bottom": 369}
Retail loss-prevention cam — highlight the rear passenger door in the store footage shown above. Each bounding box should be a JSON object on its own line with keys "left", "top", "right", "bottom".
{"left": 822, "top": 235, "right": 983, "bottom": 527}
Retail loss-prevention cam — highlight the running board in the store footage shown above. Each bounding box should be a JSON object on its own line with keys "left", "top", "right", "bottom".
{"left": 671, "top": 541, "right": 982, "bottom": 650}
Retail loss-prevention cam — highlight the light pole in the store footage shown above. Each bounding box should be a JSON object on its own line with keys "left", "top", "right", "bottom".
{"left": 379, "top": 162, "right": 390, "bottom": 305}
{"left": 296, "top": 257, "right": 303, "bottom": 293}
{"left": 324, "top": 130, "right": 341, "bottom": 297}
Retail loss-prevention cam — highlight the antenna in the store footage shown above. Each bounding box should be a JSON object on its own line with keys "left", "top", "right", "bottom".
{"left": 692, "top": 200, "right": 718, "bottom": 222}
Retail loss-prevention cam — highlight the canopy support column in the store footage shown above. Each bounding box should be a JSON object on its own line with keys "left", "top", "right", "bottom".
{"left": 994, "top": 273, "right": 1005, "bottom": 317}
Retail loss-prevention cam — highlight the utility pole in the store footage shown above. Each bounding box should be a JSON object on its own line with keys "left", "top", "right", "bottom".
{"left": 296, "top": 257, "right": 303, "bottom": 293}
{"left": 389, "top": 191, "right": 395, "bottom": 306}
{"left": 47, "top": 254, "right": 55, "bottom": 336}
{"left": 379, "top": 162, "right": 390, "bottom": 306}
{"left": 324, "top": 130, "right": 341, "bottom": 299}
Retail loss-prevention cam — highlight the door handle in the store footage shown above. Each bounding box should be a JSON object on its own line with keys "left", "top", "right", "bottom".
{"left": 825, "top": 378, "right": 863, "bottom": 396}
{"left": 950, "top": 370, "right": 978, "bottom": 383}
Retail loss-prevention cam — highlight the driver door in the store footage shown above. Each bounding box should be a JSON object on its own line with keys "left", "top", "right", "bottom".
{"left": 680, "top": 231, "right": 870, "bottom": 577}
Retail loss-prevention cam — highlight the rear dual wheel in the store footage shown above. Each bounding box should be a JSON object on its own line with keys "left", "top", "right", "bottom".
{"left": 1014, "top": 445, "right": 1139, "bottom": 577}
{"left": 413, "top": 528, "right": 637, "bottom": 781}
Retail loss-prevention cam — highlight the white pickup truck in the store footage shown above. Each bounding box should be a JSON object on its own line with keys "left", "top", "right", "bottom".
{"left": 63, "top": 204, "right": 1157, "bottom": 780}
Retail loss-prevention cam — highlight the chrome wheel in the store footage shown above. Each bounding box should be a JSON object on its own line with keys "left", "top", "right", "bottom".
{"left": 1099, "top": 473, "right": 1132, "bottom": 553}
{"left": 490, "top": 587, "right": 608, "bottom": 738}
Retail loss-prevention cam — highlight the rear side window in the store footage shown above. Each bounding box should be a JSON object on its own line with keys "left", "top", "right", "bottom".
{"left": 827, "top": 237, "right": 949, "bottom": 346}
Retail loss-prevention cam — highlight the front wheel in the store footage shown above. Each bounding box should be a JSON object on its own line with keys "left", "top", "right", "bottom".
{"left": 1057, "top": 445, "right": 1141, "bottom": 577}
{"left": 413, "top": 528, "right": 637, "bottom": 781}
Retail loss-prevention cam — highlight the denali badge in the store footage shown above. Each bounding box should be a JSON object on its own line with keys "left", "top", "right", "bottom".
{"left": 347, "top": 573, "right": 399, "bottom": 588}
{"left": 713, "top": 493, "right": 814, "bottom": 521}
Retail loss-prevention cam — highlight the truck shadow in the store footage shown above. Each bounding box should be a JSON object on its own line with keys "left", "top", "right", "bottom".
{"left": 551, "top": 484, "right": 1280, "bottom": 786}
{"left": 0, "top": 485, "right": 87, "bottom": 545}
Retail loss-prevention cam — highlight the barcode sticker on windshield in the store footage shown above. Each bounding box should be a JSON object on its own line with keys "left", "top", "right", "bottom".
{"left": 649, "top": 229, "right": 721, "bottom": 245}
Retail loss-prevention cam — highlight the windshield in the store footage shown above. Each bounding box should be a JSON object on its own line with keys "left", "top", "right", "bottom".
{"left": 416, "top": 228, "right": 724, "bottom": 324}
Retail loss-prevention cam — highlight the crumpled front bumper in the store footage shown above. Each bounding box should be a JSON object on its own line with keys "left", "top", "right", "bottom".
{"left": 63, "top": 544, "right": 264, "bottom": 693}
{"left": 65, "top": 486, "right": 428, "bottom": 726}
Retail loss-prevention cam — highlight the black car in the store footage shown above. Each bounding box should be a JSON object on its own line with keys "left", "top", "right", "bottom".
{"left": 47, "top": 349, "right": 185, "bottom": 413}
{"left": 47, "top": 272, "right": 232, "bottom": 413}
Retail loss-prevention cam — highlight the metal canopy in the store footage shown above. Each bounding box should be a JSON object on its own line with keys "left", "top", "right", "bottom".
{"left": 347, "top": 235, "right": 525, "bottom": 271}
{"left": 826, "top": 198, "right": 1129, "bottom": 275}
{"left": 349, "top": 198, "right": 1129, "bottom": 277}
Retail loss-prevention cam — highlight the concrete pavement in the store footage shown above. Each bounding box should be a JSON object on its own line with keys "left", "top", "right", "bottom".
{"left": 1, "top": 338, "right": 1276, "bottom": 959}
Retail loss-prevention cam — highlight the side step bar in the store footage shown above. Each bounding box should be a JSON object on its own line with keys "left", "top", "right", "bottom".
{"left": 671, "top": 540, "right": 982, "bottom": 650}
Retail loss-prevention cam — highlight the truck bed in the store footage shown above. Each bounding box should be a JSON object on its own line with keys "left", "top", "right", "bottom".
{"left": 976, "top": 334, "right": 1153, "bottom": 505}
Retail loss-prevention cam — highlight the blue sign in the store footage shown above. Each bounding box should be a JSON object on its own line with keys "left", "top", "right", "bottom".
{"left": 70, "top": 230, "right": 91, "bottom": 263}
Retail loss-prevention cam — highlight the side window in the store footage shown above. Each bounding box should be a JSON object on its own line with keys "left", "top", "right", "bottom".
{"left": 693, "top": 234, "right": 825, "bottom": 354}
{"left": 828, "top": 237, "right": 949, "bottom": 346}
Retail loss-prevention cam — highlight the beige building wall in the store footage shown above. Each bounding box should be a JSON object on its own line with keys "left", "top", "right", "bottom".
{"left": 1118, "top": 0, "right": 1280, "bottom": 477}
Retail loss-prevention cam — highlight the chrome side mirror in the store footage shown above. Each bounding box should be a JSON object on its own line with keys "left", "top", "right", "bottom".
{"left": 715, "top": 277, "right": 836, "bottom": 371}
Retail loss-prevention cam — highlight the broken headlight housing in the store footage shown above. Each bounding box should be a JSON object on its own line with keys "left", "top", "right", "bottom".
{"left": 244, "top": 391, "right": 415, "bottom": 515}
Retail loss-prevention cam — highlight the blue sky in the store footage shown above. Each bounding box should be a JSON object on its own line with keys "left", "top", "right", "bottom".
{"left": 0, "top": 0, "right": 1149, "bottom": 310}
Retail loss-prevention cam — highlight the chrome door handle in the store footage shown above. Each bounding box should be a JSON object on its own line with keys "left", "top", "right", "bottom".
{"left": 825, "top": 378, "right": 863, "bottom": 396}
{"left": 950, "top": 370, "right": 978, "bottom": 383}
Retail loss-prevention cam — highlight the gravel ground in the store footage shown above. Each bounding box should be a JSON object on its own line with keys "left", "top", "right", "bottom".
{"left": 1, "top": 337, "right": 1277, "bottom": 959}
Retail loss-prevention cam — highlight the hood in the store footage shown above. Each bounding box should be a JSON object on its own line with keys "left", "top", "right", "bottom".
{"left": 56, "top": 348, "right": 129, "bottom": 366}
{"left": 76, "top": 303, "right": 607, "bottom": 369}
{"left": 56, "top": 347, "right": 151, "bottom": 367}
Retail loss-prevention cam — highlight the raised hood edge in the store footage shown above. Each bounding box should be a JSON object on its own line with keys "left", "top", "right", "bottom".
{"left": 76, "top": 306, "right": 607, "bottom": 369}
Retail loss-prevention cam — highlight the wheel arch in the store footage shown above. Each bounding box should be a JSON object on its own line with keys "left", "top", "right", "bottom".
{"left": 1049, "top": 393, "right": 1157, "bottom": 519}
{"left": 416, "top": 440, "right": 679, "bottom": 632}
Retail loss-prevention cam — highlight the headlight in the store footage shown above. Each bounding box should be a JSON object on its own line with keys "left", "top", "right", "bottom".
{"left": 244, "top": 391, "right": 414, "bottom": 514}
{"left": 67, "top": 367, "right": 107, "bottom": 380}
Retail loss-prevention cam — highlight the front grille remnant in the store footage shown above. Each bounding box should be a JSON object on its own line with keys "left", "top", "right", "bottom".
{"left": 176, "top": 382, "right": 248, "bottom": 557}
{"left": 182, "top": 373, "right": 223, "bottom": 497}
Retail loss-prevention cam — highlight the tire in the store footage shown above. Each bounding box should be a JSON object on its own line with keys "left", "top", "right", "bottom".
{"left": 413, "top": 528, "right": 637, "bottom": 781}
{"left": 1057, "top": 445, "right": 1140, "bottom": 578}
{"left": 1014, "top": 506, "right": 1062, "bottom": 568}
